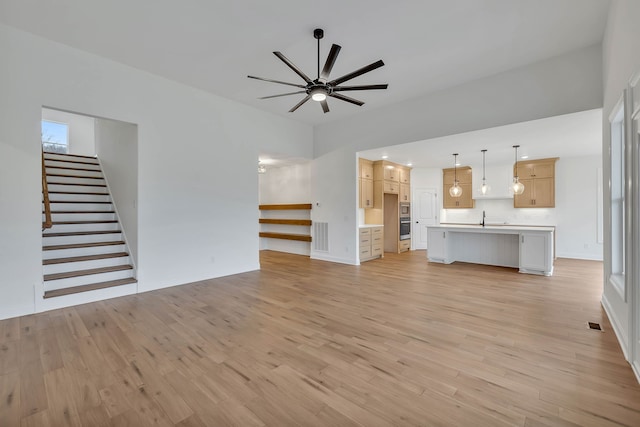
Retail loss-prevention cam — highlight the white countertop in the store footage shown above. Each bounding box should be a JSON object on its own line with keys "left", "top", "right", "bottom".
{"left": 430, "top": 224, "right": 555, "bottom": 232}
{"left": 359, "top": 224, "right": 384, "bottom": 228}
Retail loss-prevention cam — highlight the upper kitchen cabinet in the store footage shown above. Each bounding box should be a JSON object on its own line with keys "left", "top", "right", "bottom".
{"left": 374, "top": 161, "right": 409, "bottom": 195}
{"left": 443, "top": 166, "right": 474, "bottom": 209}
{"left": 359, "top": 158, "right": 374, "bottom": 209}
{"left": 513, "top": 158, "right": 558, "bottom": 208}
{"left": 399, "top": 167, "right": 410, "bottom": 184}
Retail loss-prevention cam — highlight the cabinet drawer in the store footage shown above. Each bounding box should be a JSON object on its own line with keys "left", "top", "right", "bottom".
{"left": 372, "top": 244, "right": 383, "bottom": 256}
{"left": 360, "top": 248, "right": 372, "bottom": 258}
{"left": 359, "top": 236, "right": 371, "bottom": 246}
{"left": 372, "top": 235, "right": 383, "bottom": 245}
{"left": 359, "top": 228, "right": 371, "bottom": 237}
{"left": 371, "top": 226, "right": 383, "bottom": 236}
{"left": 383, "top": 181, "right": 398, "bottom": 194}
{"left": 399, "top": 240, "right": 410, "bottom": 251}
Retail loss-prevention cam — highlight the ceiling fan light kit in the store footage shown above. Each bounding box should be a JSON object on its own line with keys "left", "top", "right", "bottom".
{"left": 248, "top": 28, "right": 388, "bottom": 113}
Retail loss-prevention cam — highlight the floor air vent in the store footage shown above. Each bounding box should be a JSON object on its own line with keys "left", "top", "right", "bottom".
{"left": 314, "top": 222, "right": 329, "bottom": 251}
{"left": 588, "top": 322, "right": 602, "bottom": 331}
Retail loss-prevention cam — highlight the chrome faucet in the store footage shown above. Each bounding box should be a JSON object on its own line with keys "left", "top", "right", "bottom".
{"left": 481, "top": 210, "right": 486, "bottom": 227}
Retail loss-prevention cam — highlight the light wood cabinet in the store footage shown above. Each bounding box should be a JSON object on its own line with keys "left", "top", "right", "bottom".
{"left": 358, "top": 159, "right": 374, "bottom": 209}
{"left": 360, "top": 226, "right": 384, "bottom": 262}
{"left": 513, "top": 158, "right": 557, "bottom": 208}
{"left": 383, "top": 181, "right": 399, "bottom": 194}
{"left": 443, "top": 166, "right": 474, "bottom": 209}
{"left": 399, "top": 167, "right": 410, "bottom": 184}
{"left": 400, "top": 183, "right": 410, "bottom": 202}
{"left": 360, "top": 178, "right": 373, "bottom": 208}
{"left": 383, "top": 165, "right": 399, "bottom": 182}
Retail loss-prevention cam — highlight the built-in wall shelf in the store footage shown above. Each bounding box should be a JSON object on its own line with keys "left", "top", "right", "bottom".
{"left": 259, "top": 203, "right": 312, "bottom": 210}
{"left": 259, "top": 204, "right": 312, "bottom": 243}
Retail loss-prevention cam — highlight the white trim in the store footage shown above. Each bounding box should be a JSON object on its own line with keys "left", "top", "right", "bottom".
{"left": 609, "top": 274, "right": 626, "bottom": 301}
{"left": 555, "top": 253, "right": 603, "bottom": 261}
{"left": 310, "top": 253, "right": 358, "bottom": 266}
{"left": 601, "top": 293, "right": 629, "bottom": 361}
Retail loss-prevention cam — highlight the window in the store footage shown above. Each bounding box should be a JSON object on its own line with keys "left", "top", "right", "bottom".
{"left": 41, "top": 120, "right": 69, "bottom": 154}
{"left": 610, "top": 95, "right": 625, "bottom": 298}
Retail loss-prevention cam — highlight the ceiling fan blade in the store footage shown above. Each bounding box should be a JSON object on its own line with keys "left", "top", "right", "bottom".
{"left": 289, "top": 95, "right": 312, "bottom": 112}
{"left": 274, "top": 52, "right": 313, "bottom": 84}
{"left": 320, "top": 44, "right": 342, "bottom": 80}
{"left": 259, "top": 91, "right": 306, "bottom": 99}
{"left": 332, "top": 84, "right": 388, "bottom": 92}
{"left": 320, "top": 99, "right": 330, "bottom": 113}
{"left": 329, "top": 92, "right": 364, "bottom": 106}
{"left": 247, "top": 75, "right": 306, "bottom": 89}
{"left": 329, "top": 60, "right": 385, "bottom": 86}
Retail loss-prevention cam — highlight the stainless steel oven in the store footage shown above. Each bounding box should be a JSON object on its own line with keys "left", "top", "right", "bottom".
{"left": 400, "top": 216, "right": 411, "bottom": 240}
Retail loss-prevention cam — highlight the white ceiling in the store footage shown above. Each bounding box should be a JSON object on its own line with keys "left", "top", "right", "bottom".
{"left": 359, "top": 109, "right": 603, "bottom": 169}
{"left": 0, "top": 0, "right": 610, "bottom": 126}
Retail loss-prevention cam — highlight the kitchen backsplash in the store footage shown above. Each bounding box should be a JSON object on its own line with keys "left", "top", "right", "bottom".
{"left": 441, "top": 198, "right": 556, "bottom": 226}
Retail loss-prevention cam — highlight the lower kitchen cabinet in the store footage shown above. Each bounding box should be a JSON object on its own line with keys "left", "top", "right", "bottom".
{"left": 519, "top": 231, "right": 553, "bottom": 275}
{"left": 360, "top": 226, "right": 384, "bottom": 262}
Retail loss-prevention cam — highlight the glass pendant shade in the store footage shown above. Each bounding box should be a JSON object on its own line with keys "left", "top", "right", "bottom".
{"left": 449, "top": 153, "right": 462, "bottom": 197}
{"left": 512, "top": 145, "right": 525, "bottom": 196}
{"left": 480, "top": 149, "right": 489, "bottom": 195}
{"left": 480, "top": 181, "right": 489, "bottom": 195}
{"left": 512, "top": 177, "right": 525, "bottom": 195}
{"left": 449, "top": 181, "right": 462, "bottom": 197}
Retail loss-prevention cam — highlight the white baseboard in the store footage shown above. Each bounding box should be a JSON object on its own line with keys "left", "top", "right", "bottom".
{"left": 310, "top": 252, "right": 357, "bottom": 266}
{"left": 601, "top": 293, "right": 629, "bottom": 360}
{"left": 556, "top": 253, "right": 603, "bottom": 261}
{"left": 633, "top": 360, "right": 640, "bottom": 385}
{"left": 0, "top": 303, "right": 35, "bottom": 321}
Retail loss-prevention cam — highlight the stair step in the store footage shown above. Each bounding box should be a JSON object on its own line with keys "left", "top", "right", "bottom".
{"left": 43, "top": 252, "right": 129, "bottom": 265}
{"left": 44, "top": 240, "right": 125, "bottom": 251}
{"left": 43, "top": 157, "right": 99, "bottom": 166}
{"left": 47, "top": 173, "right": 104, "bottom": 180}
{"left": 44, "top": 264, "right": 133, "bottom": 281}
{"left": 49, "top": 200, "right": 112, "bottom": 204}
{"left": 47, "top": 210, "right": 116, "bottom": 214}
{"left": 49, "top": 191, "right": 109, "bottom": 196}
{"left": 51, "top": 220, "right": 118, "bottom": 225}
{"left": 44, "top": 164, "right": 101, "bottom": 173}
{"left": 48, "top": 182, "right": 107, "bottom": 188}
{"left": 44, "top": 278, "right": 137, "bottom": 299}
{"left": 44, "top": 152, "right": 98, "bottom": 160}
{"left": 43, "top": 230, "right": 122, "bottom": 238}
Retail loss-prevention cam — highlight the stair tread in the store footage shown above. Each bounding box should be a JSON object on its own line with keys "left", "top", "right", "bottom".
{"left": 45, "top": 165, "right": 102, "bottom": 173}
{"left": 48, "top": 200, "right": 112, "bottom": 204}
{"left": 44, "top": 264, "right": 133, "bottom": 281}
{"left": 43, "top": 230, "right": 122, "bottom": 237}
{"left": 47, "top": 182, "right": 107, "bottom": 188}
{"left": 48, "top": 191, "right": 109, "bottom": 196}
{"left": 43, "top": 157, "right": 99, "bottom": 166}
{"left": 44, "top": 240, "right": 125, "bottom": 251}
{"left": 44, "top": 152, "right": 98, "bottom": 160}
{"left": 51, "top": 220, "right": 118, "bottom": 225}
{"left": 47, "top": 210, "right": 115, "bottom": 214}
{"left": 44, "top": 278, "right": 137, "bottom": 299}
{"left": 43, "top": 252, "right": 129, "bottom": 265}
{"left": 47, "top": 173, "right": 104, "bottom": 180}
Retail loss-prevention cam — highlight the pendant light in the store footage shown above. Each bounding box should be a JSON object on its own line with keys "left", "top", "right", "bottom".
{"left": 480, "top": 149, "right": 489, "bottom": 195}
{"left": 512, "top": 145, "right": 525, "bottom": 195}
{"left": 449, "top": 153, "right": 462, "bottom": 197}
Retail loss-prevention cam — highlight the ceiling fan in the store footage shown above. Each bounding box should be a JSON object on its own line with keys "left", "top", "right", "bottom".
{"left": 248, "top": 28, "right": 388, "bottom": 113}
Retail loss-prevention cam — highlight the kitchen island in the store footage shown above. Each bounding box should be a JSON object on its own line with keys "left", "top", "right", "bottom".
{"left": 427, "top": 224, "right": 554, "bottom": 276}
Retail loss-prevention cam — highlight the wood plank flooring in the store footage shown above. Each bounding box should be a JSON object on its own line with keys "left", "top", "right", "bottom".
{"left": 1, "top": 250, "right": 639, "bottom": 426}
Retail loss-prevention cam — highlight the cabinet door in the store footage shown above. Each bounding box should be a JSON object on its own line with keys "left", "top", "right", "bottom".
{"left": 383, "top": 166, "right": 399, "bottom": 182}
{"left": 360, "top": 178, "right": 374, "bottom": 208}
{"left": 399, "top": 168, "right": 410, "bottom": 184}
{"left": 532, "top": 177, "right": 554, "bottom": 207}
{"left": 383, "top": 181, "right": 399, "bottom": 194}
{"left": 513, "top": 178, "right": 534, "bottom": 207}
{"left": 520, "top": 232, "right": 550, "bottom": 273}
{"left": 360, "top": 160, "right": 373, "bottom": 180}
{"left": 531, "top": 163, "right": 554, "bottom": 178}
{"left": 427, "top": 229, "right": 446, "bottom": 261}
{"left": 400, "top": 183, "right": 410, "bottom": 202}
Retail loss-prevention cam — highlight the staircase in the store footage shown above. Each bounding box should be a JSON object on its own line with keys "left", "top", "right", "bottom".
{"left": 42, "top": 152, "right": 137, "bottom": 299}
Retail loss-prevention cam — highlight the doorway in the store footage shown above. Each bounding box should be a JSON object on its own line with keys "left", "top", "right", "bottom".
{"left": 413, "top": 188, "right": 438, "bottom": 250}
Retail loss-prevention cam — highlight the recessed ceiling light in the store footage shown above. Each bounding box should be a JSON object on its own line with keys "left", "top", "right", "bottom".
{"left": 521, "top": 155, "right": 529, "bottom": 159}
{"left": 407, "top": 163, "right": 412, "bottom": 166}
{"left": 455, "top": 162, "right": 461, "bottom": 166}
{"left": 381, "top": 155, "right": 388, "bottom": 159}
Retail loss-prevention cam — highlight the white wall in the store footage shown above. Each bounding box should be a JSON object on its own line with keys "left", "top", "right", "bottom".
{"left": 0, "top": 24, "right": 312, "bottom": 320}
{"left": 258, "top": 163, "right": 312, "bottom": 256}
{"left": 312, "top": 45, "right": 603, "bottom": 269}
{"left": 95, "top": 117, "right": 139, "bottom": 264}
{"left": 412, "top": 156, "right": 603, "bottom": 260}
{"left": 601, "top": 0, "right": 640, "bottom": 366}
{"left": 42, "top": 107, "right": 95, "bottom": 156}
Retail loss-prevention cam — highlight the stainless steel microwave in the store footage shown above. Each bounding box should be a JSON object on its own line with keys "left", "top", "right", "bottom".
{"left": 400, "top": 202, "right": 410, "bottom": 217}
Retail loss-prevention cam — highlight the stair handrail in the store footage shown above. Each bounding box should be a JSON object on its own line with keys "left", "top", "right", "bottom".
{"left": 42, "top": 148, "right": 52, "bottom": 229}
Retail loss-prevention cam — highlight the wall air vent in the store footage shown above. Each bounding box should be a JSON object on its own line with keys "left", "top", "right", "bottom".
{"left": 313, "top": 222, "right": 329, "bottom": 252}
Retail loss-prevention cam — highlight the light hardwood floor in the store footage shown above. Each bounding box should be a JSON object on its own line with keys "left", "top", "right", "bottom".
{"left": 1, "top": 250, "right": 639, "bottom": 426}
